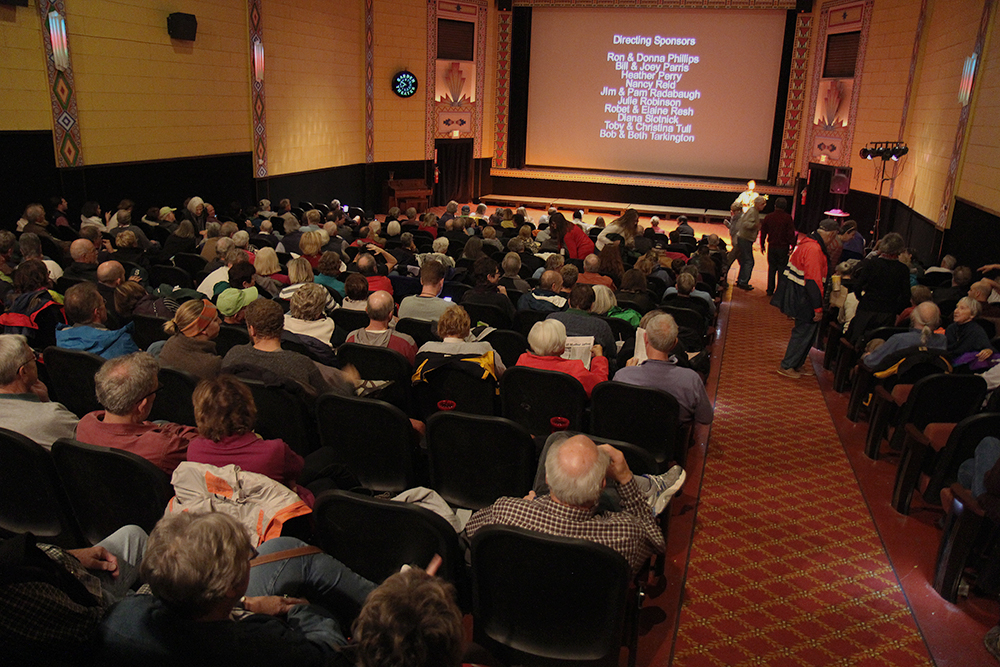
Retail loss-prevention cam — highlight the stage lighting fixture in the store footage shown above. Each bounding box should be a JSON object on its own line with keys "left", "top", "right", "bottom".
{"left": 860, "top": 148, "right": 872, "bottom": 160}
{"left": 890, "top": 146, "right": 909, "bottom": 161}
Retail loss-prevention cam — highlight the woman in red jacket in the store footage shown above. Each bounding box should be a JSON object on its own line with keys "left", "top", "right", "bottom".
{"left": 516, "top": 318, "right": 608, "bottom": 397}
{"left": 549, "top": 212, "right": 595, "bottom": 260}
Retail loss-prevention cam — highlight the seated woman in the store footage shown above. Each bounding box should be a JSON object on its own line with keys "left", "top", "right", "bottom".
{"left": 460, "top": 236, "right": 486, "bottom": 263}
{"left": 254, "top": 246, "right": 289, "bottom": 291}
{"left": 278, "top": 258, "right": 337, "bottom": 313}
{"left": 114, "top": 230, "right": 150, "bottom": 271}
{"left": 517, "top": 224, "right": 539, "bottom": 253}
{"left": 159, "top": 220, "right": 197, "bottom": 260}
{"left": 187, "top": 374, "right": 315, "bottom": 506}
{"left": 597, "top": 245, "right": 624, "bottom": 289}
{"left": 418, "top": 212, "right": 439, "bottom": 239}
{"left": 615, "top": 269, "right": 656, "bottom": 315}
{"left": 460, "top": 257, "right": 516, "bottom": 323}
{"left": 0, "top": 260, "right": 65, "bottom": 350}
{"left": 414, "top": 305, "right": 505, "bottom": 380}
{"left": 298, "top": 230, "right": 324, "bottom": 269}
{"left": 947, "top": 296, "right": 995, "bottom": 367}
{"left": 592, "top": 284, "right": 640, "bottom": 327}
{"left": 314, "top": 251, "right": 345, "bottom": 297}
{"left": 516, "top": 318, "right": 608, "bottom": 397}
{"left": 159, "top": 299, "right": 222, "bottom": 379}
{"left": 98, "top": 512, "right": 376, "bottom": 664}
{"left": 283, "top": 283, "right": 338, "bottom": 360}
{"left": 114, "top": 280, "right": 174, "bottom": 323}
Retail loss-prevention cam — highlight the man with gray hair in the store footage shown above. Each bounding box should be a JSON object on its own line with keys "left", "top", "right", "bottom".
{"left": 614, "top": 312, "right": 714, "bottom": 425}
{"left": 109, "top": 210, "right": 154, "bottom": 251}
{"left": 465, "top": 434, "right": 666, "bottom": 572}
{"left": 276, "top": 215, "right": 303, "bottom": 254}
{"left": 75, "top": 352, "right": 198, "bottom": 473}
{"left": 19, "top": 232, "right": 63, "bottom": 281}
{"left": 0, "top": 334, "right": 78, "bottom": 447}
{"left": 196, "top": 245, "right": 242, "bottom": 297}
{"left": 345, "top": 290, "right": 417, "bottom": 364}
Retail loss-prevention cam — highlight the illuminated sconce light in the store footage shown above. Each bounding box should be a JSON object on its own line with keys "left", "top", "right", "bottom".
{"left": 959, "top": 54, "right": 977, "bottom": 106}
{"left": 48, "top": 11, "right": 69, "bottom": 72}
{"left": 253, "top": 39, "right": 265, "bottom": 83}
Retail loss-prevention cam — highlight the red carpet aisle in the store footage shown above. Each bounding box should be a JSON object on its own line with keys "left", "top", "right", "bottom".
{"left": 670, "top": 281, "right": 933, "bottom": 666}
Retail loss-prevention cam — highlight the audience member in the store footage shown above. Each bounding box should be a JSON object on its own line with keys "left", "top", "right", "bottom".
{"left": 597, "top": 245, "right": 625, "bottom": 288}
{"left": 63, "top": 238, "right": 100, "bottom": 282}
{"left": 517, "top": 269, "right": 567, "bottom": 312}
{"left": 460, "top": 257, "right": 516, "bottom": 323}
{"left": 346, "top": 290, "right": 417, "bottom": 364}
{"left": 577, "top": 253, "right": 614, "bottom": 288}
{"left": 0, "top": 260, "right": 65, "bottom": 350}
{"left": 516, "top": 318, "right": 607, "bottom": 397}
{"left": 732, "top": 196, "right": 766, "bottom": 291}
{"left": 946, "top": 296, "right": 994, "bottom": 365}
{"left": 414, "top": 305, "right": 505, "bottom": 378}
{"left": 0, "top": 334, "right": 78, "bottom": 447}
{"left": 108, "top": 210, "right": 154, "bottom": 251}
{"left": 759, "top": 197, "right": 796, "bottom": 296}
{"left": 547, "top": 283, "right": 616, "bottom": 365}
{"left": 187, "top": 375, "right": 314, "bottom": 505}
{"left": 465, "top": 433, "right": 665, "bottom": 572}
{"left": 356, "top": 249, "right": 396, "bottom": 295}
{"left": 596, "top": 209, "right": 640, "bottom": 252}
{"left": 76, "top": 352, "right": 197, "bottom": 473}
{"left": 56, "top": 282, "right": 139, "bottom": 359}
{"left": 279, "top": 258, "right": 337, "bottom": 313}
{"left": 114, "top": 280, "right": 173, "bottom": 322}
{"left": 548, "top": 212, "right": 594, "bottom": 260}
{"left": 846, "top": 232, "right": 911, "bottom": 345}
{"left": 19, "top": 232, "right": 63, "bottom": 281}
{"left": 159, "top": 299, "right": 223, "bottom": 380}
{"left": 283, "top": 283, "right": 338, "bottom": 353}
{"left": 98, "top": 512, "right": 375, "bottom": 665}
{"left": 499, "top": 252, "right": 530, "bottom": 293}
{"left": 161, "top": 220, "right": 198, "bottom": 259}
{"left": 933, "top": 265, "right": 974, "bottom": 305}
{"left": 398, "top": 259, "right": 450, "bottom": 322}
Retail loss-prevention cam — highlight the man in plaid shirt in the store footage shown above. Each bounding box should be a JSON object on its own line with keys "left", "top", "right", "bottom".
{"left": 465, "top": 434, "right": 665, "bottom": 573}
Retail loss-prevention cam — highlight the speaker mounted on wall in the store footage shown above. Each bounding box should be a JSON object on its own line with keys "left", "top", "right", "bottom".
{"left": 497, "top": 0, "right": 512, "bottom": 11}
{"left": 167, "top": 13, "right": 197, "bottom": 42}
{"left": 796, "top": 0, "right": 813, "bottom": 12}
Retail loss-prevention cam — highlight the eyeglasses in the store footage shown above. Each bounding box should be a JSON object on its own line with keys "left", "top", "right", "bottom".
{"left": 140, "top": 384, "right": 161, "bottom": 402}
{"left": 18, "top": 349, "right": 38, "bottom": 372}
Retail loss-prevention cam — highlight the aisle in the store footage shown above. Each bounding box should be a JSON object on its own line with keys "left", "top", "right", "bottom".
{"left": 670, "top": 275, "right": 933, "bottom": 666}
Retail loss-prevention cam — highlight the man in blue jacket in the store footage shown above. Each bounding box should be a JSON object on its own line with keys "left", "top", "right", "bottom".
{"left": 55, "top": 282, "right": 139, "bottom": 359}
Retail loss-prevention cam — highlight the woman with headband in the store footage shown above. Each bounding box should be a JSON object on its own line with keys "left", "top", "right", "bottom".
{"left": 159, "top": 299, "right": 222, "bottom": 379}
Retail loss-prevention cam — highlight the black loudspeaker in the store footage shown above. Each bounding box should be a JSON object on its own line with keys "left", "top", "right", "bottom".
{"left": 497, "top": 0, "right": 512, "bottom": 11}
{"left": 830, "top": 170, "right": 851, "bottom": 194}
{"left": 796, "top": 0, "right": 813, "bottom": 12}
{"left": 167, "top": 13, "right": 197, "bottom": 41}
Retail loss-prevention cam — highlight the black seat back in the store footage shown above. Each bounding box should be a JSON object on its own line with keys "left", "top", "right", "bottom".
{"left": 395, "top": 317, "right": 436, "bottom": 347}
{"left": 471, "top": 525, "right": 631, "bottom": 667}
{"left": 315, "top": 393, "right": 414, "bottom": 492}
{"left": 331, "top": 308, "right": 370, "bottom": 333}
{"left": 426, "top": 412, "right": 534, "bottom": 510}
{"left": 241, "top": 378, "right": 319, "bottom": 456}
{"left": 51, "top": 439, "right": 172, "bottom": 544}
{"left": 41, "top": 346, "right": 104, "bottom": 418}
{"left": 500, "top": 366, "right": 588, "bottom": 435}
{"left": 147, "top": 366, "right": 199, "bottom": 426}
{"left": 132, "top": 314, "right": 171, "bottom": 351}
{"left": 214, "top": 324, "right": 252, "bottom": 357}
{"left": 0, "top": 428, "right": 83, "bottom": 547}
{"left": 900, "top": 374, "right": 988, "bottom": 430}
{"left": 463, "top": 302, "right": 512, "bottom": 330}
{"left": 172, "top": 252, "right": 207, "bottom": 276}
{"left": 483, "top": 328, "right": 529, "bottom": 368}
{"left": 591, "top": 381, "right": 683, "bottom": 470}
{"left": 148, "top": 264, "right": 192, "bottom": 290}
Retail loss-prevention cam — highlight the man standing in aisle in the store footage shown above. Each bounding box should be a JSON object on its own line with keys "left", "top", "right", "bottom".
{"left": 733, "top": 196, "right": 766, "bottom": 291}
{"left": 773, "top": 218, "right": 839, "bottom": 378}
{"left": 759, "top": 197, "right": 796, "bottom": 296}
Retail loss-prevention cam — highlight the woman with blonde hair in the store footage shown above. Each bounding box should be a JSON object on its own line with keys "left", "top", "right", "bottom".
{"left": 418, "top": 212, "right": 439, "bottom": 239}
{"left": 517, "top": 224, "right": 539, "bottom": 253}
{"left": 298, "top": 230, "right": 324, "bottom": 269}
{"left": 278, "top": 257, "right": 338, "bottom": 313}
{"left": 159, "top": 299, "right": 222, "bottom": 379}
{"left": 254, "top": 246, "right": 289, "bottom": 287}
{"left": 413, "top": 305, "right": 505, "bottom": 378}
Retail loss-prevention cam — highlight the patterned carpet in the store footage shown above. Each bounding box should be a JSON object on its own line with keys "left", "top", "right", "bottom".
{"left": 671, "top": 278, "right": 933, "bottom": 666}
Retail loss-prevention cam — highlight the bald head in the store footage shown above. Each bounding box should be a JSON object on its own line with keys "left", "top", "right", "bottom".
{"left": 97, "top": 261, "right": 125, "bottom": 286}
{"left": 70, "top": 238, "right": 97, "bottom": 263}
{"left": 544, "top": 435, "right": 609, "bottom": 508}
{"left": 970, "top": 280, "right": 992, "bottom": 302}
{"left": 540, "top": 270, "right": 563, "bottom": 292}
{"left": 366, "top": 290, "right": 394, "bottom": 324}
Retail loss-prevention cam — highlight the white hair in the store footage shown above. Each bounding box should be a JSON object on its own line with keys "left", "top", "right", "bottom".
{"left": 0, "top": 334, "right": 32, "bottom": 385}
{"left": 232, "top": 230, "right": 249, "bottom": 248}
{"left": 590, "top": 285, "right": 616, "bottom": 315}
{"left": 386, "top": 220, "right": 401, "bottom": 237}
{"left": 432, "top": 237, "right": 449, "bottom": 253}
{"left": 528, "top": 319, "right": 567, "bottom": 356}
{"left": 544, "top": 435, "right": 609, "bottom": 507}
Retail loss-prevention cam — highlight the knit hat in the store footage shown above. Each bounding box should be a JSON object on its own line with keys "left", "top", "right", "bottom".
{"left": 217, "top": 286, "right": 259, "bottom": 317}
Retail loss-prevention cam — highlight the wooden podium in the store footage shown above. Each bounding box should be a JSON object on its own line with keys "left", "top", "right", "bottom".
{"left": 387, "top": 178, "right": 432, "bottom": 213}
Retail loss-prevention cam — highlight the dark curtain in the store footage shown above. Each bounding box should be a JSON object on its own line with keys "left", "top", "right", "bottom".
{"left": 434, "top": 139, "right": 473, "bottom": 206}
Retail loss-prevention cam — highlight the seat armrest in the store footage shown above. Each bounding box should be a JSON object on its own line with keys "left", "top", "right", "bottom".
{"left": 950, "top": 483, "right": 985, "bottom": 517}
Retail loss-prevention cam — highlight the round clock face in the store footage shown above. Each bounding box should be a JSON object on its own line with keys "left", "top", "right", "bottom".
{"left": 392, "top": 71, "right": 418, "bottom": 98}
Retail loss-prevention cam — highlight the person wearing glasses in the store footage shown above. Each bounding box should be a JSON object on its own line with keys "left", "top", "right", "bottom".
{"left": 75, "top": 352, "right": 198, "bottom": 474}
{"left": 0, "top": 334, "right": 78, "bottom": 448}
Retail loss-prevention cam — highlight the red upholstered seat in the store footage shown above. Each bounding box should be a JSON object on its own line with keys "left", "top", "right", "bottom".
{"left": 922, "top": 422, "right": 957, "bottom": 452}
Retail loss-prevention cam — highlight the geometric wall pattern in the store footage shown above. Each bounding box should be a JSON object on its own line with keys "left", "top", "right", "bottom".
{"left": 777, "top": 15, "right": 813, "bottom": 187}
{"left": 493, "top": 10, "right": 512, "bottom": 169}
{"left": 366, "top": 0, "right": 375, "bottom": 164}
{"left": 36, "top": 0, "right": 83, "bottom": 168}
{"left": 249, "top": 0, "right": 268, "bottom": 178}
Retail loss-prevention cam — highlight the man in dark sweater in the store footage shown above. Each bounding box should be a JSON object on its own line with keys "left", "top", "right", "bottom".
{"left": 546, "top": 284, "right": 616, "bottom": 372}
{"left": 759, "top": 197, "right": 796, "bottom": 296}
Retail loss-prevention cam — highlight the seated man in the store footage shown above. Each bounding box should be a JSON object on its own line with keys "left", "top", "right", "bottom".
{"left": 62, "top": 238, "right": 100, "bottom": 283}
{"left": 861, "top": 301, "right": 946, "bottom": 369}
{"left": 346, "top": 290, "right": 417, "bottom": 364}
{"left": 96, "top": 260, "right": 128, "bottom": 330}
{"left": 397, "top": 259, "right": 451, "bottom": 322}
{"left": 465, "top": 434, "right": 668, "bottom": 572}
{"left": 417, "top": 237, "right": 455, "bottom": 270}
{"left": 662, "top": 266, "right": 716, "bottom": 316}
{"left": 55, "top": 282, "right": 139, "bottom": 359}
{"left": 499, "top": 252, "right": 530, "bottom": 293}
{"left": 576, "top": 253, "right": 615, "bottom": 289}
{"left": 196, "top": 244, "right": 240, "bottom": 297}
{"left": 661, "top": 272, "right": 713, "bottom": 325}
{"left": 932, "top": 265, "right": 973, "bottom": 304}
{"left": 98, "top": 512, "right": 376, "bottom": 666}
{"left": 0, "top": 334, "right": 78, "bottom": 447}
{"left": 222, "top": 298, "right": 355, "bottom": 396}
{"left": 356, "top": 249, "right": 396, "bottom": 296}
{"left": 546, "top": 284, "right": 615, "bottom": 367}
{"left": 517, "top": 269, "right": 567, "bottom": 312}
{"left": 613, "top": 313, "right": 714, "bottom": 426}
{"left": 76, "top": 352, "right": 198, "bottom": 474}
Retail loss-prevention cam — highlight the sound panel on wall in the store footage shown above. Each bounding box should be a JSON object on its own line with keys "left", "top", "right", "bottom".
{"left": 167, "top": 13, "right": 197, "bottom": 41}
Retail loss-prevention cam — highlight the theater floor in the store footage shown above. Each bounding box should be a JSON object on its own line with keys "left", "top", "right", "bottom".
{"left": 425, "top": 205, "right": 997, "bottom": 665}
